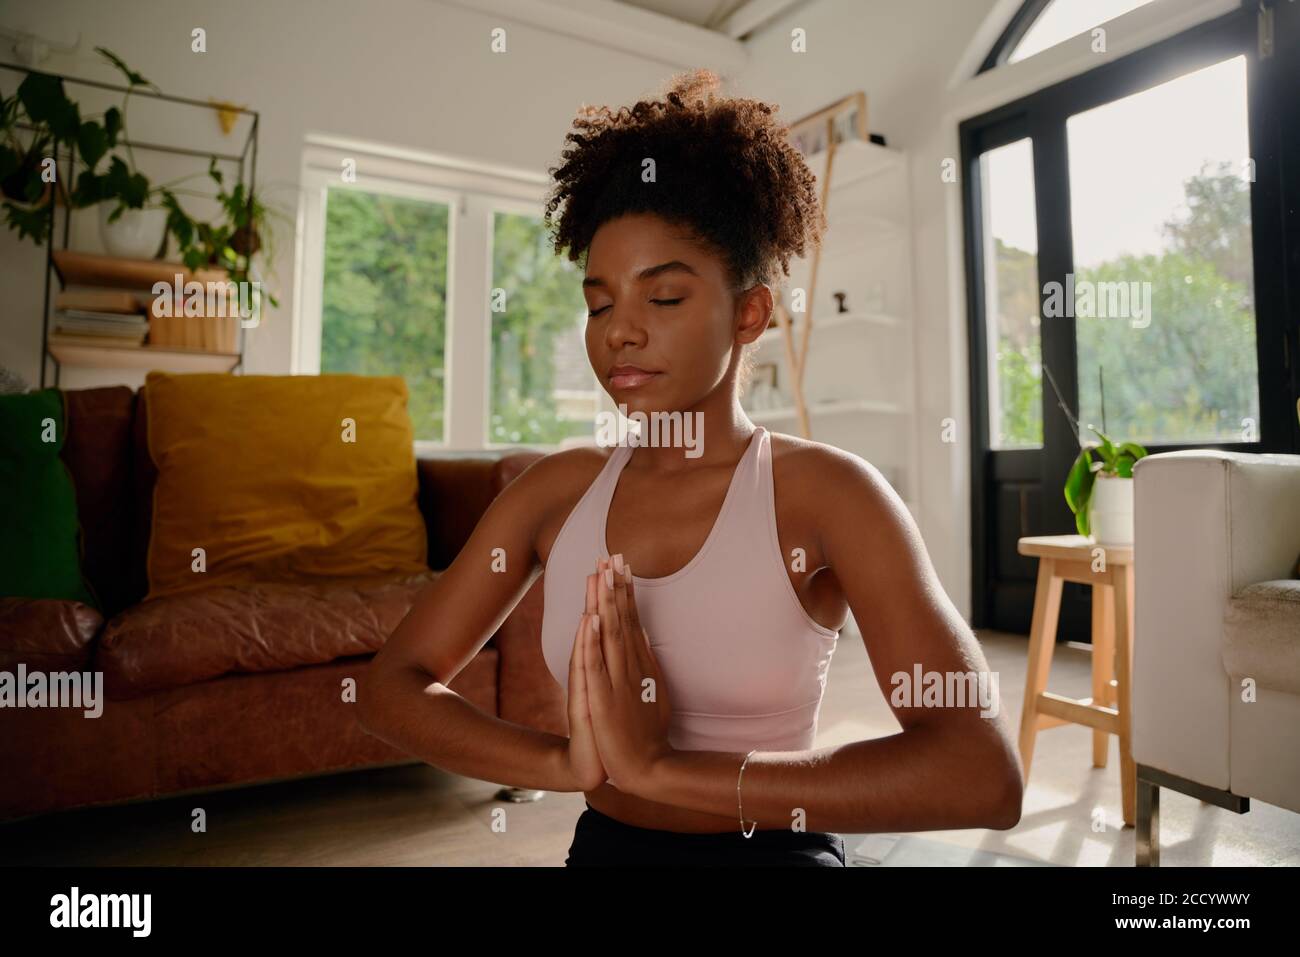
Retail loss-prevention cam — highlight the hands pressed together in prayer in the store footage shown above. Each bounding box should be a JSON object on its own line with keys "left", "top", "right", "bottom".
{"left": 564, "top": 555, "right": 675, "bottom": 793}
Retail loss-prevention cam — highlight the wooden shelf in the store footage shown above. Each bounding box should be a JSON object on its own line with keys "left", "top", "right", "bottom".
{"left": 47, "top": 339, "right": 240, "bottom": 373}
{"left": 52, "top": 250, "right": 226, "bottom": 291}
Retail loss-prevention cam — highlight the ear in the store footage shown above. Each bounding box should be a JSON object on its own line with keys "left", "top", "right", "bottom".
{"left": 734, "top": 283, "right": 773, "bottom": 345}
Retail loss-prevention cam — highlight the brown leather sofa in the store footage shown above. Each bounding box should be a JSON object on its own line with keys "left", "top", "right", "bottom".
{"left": 0, "top": 383, "right": 564, "bottom": 822}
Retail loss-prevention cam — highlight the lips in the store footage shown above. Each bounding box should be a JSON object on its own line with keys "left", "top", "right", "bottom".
{"left": 608, "top": 365, "right": 661, "bottom": 390}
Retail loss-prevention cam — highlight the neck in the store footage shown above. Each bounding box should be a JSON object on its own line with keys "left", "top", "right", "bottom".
{"left": 621, "top": 395, "right": 757, "bottom": 473}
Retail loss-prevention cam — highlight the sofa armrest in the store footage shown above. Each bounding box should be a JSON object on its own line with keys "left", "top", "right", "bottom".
{"left": 415, "top": 457, "right": 497, "bottom": 571}
{"left": 1131, "top": 450, "right": 1300, "bottom": 787}
{"left": 414, "top": 450, "right": 548, "bottom": 570}
{"left": 413, "top": 448, "right": 559, "bottom": 729}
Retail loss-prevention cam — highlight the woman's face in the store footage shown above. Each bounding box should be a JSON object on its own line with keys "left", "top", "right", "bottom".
{"left": 582, "top": 212, "right": 766, "bottom": 417}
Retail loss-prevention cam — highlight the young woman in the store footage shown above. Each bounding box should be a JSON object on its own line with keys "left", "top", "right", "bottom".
{"left": 361, "top": 70, "right": 1023, "bottom": 867}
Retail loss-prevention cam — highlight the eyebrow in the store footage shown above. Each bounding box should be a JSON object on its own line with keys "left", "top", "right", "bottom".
{"left": 582, "top": 260, "right": 700, "bottom": 288}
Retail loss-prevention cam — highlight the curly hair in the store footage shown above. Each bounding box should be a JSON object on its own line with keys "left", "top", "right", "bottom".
{"left": 544, "top": 69, "right": 826, "bottom": 392}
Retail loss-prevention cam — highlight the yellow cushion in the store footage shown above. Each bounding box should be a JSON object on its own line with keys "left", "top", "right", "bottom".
{"left": 144, "top": 371, "right": 427, "bottom": 602}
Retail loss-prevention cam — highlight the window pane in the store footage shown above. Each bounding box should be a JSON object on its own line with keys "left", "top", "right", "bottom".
{"left": 319, "top": 187, "right": 449, "bottom": 442}
{"left": 980, "top": 138, "right": 1043, "bottom": 450}
{"left": 488, "top": 210, "right": 596, "bottom": 445}
{"left": 1066, "top": 55, "right": 1258, "bottom": 446}
{"left": 1009, "top": 0, "right": 1154, "bottom": 63}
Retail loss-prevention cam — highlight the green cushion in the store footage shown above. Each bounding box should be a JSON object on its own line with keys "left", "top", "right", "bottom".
{"left": 0, "top": 388, "right": 98, "bottom": 606}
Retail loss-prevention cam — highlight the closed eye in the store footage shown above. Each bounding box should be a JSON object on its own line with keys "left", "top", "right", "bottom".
{"left": 588, "top": 299, "right": 681, "bottom": 317}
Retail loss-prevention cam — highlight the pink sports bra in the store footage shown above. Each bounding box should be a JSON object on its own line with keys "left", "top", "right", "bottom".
{"left": 540, "top": 425, "right": 839, "bottom": 754}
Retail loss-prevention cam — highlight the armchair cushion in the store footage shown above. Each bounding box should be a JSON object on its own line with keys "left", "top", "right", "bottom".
{"left": 0, "top": 598, "right": 103, "bottom": 671}
{"left": 1223, "top": 579, "right": 1300, "bottom": 695}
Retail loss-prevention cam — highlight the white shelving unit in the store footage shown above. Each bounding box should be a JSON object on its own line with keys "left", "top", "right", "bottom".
{"left": 746, "top": 138, "right": 920, "bottom": 518}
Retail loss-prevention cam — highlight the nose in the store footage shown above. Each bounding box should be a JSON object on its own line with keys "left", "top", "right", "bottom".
{"left": 601, "top": 300, "right": 648, "bottom": 350}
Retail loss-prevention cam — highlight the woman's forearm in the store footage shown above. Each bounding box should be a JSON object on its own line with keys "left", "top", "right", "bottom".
{"left": 359, "top": 663, "right": 580, "bottom": 793}
{"left": 641, "top": 720, "right": 1022, "bottom": 834}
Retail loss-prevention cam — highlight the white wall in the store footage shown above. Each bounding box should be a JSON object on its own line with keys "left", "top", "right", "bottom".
{"left": 0, "top": 0, "right": 682, "bottom": 390}
{"left": 1, "top": 0, "right": 1011, "bottom": 619}
{"left": 733, "top": 0, "right": 1002, "bottom": 620}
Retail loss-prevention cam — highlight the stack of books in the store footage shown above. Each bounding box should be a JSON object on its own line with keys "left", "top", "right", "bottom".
{"left": 49, "top": 291, "right": 149, "bottom": 348}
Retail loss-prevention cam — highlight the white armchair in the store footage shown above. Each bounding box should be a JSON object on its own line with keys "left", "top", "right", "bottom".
{"left": 1132, "top": 449, "right": 1300, "bottom": 865}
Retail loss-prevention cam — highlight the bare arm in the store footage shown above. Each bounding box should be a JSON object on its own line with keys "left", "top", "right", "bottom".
{"left": 357, "top": 453, "right": 580, "bottom": 793}
{"left": 637, "top": 451, "right": 1024, "bottom": 833}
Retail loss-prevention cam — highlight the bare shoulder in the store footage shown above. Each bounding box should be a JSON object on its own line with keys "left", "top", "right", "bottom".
{"left": 768, "top": 430, "right": 929, "bottom": 598}
{"left": 767, "top": 429, "right": 906, "bottom": 517}
{"left": 499, "top": 442, "right": 614, "bottom": 512}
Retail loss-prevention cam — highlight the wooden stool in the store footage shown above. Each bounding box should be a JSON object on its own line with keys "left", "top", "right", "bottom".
{"left": 1017, "top": 534, "right": 1136, "bottom": 828}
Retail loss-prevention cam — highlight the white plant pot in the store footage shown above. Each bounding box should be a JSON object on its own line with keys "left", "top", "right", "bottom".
{"left": 99, "top": 205, "right": 168, "bottom": 260}
{"left": 1089, "top": 474, "right": 1134, "bottom": 546}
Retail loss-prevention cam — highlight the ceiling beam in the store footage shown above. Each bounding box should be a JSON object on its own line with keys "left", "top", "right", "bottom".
{"left": 717, "top": 0, "right": 807, "bottom": 40}
{"left": 435, "top": 0, "right": 749, "bottom": 72}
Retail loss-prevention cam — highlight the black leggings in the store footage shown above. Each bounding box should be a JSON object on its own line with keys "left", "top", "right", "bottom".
{"left": 564, "top": 802, "right": 846, "bottom": 867}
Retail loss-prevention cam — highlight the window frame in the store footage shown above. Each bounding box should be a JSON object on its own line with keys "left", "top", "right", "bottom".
{"left": 481, "top": 197, "right": 603, "bottom": 451}
{"left": 295, "top": 138, "right": 567, "bottom": 453}
{"left": 979, "top": 0, "right": 1055, "bottom": 73}
{"left": 296, "top": 165, "right": 460, "bottom": 380}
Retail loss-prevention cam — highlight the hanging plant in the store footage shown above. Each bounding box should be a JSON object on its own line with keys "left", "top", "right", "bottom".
{"left": 159, "top": 157, "right": 284, "bottom": 308}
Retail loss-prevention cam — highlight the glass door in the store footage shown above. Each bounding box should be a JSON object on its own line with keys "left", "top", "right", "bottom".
{"left": 962, "top": 4, "right": 1295, "bottom": 635}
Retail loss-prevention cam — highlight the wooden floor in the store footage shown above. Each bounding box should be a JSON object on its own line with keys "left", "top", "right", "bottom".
{"left": 3, "top": 625, "right": 1298, "bottom": 866}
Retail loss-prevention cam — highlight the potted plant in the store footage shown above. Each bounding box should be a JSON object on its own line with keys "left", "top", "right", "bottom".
{"left": 1064, "top": 426, "right": 1149, "bottom": 544}
{"left": 70, "top": 49, "right": 168, "bottom": 258}
{"left": 1044, "top": 363, "right": 1149, "bottom": 545}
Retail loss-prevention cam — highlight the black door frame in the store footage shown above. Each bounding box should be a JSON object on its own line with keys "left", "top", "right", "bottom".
{"left": 961, "top": 1, "right": 1300, "bottom": 630}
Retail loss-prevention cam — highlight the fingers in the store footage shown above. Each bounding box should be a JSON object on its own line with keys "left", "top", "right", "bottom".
{"left": 596, "top": 558, "right": 625, "bottom": 680}
{"left": 610, "top": 560, "right": 646, "bottom": 686}
{"left": 584, "top": 596, "right": 610, "bottom": 696}
{"left": 619, "top": 565, "right": 654, "bottom": 675}
{"left": 569, "top": 613, "right": 587, "bottom": 705}
{"left": 568, "top": 612, "right": 584, "bottom": 683}
{"left": 622, "top": 566, "right": 643, "bottom": 633}
{"left": 574, "top": 571, "right": 598, "bottom": 706}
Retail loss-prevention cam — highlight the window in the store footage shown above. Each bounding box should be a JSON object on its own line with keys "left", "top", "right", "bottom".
{"left": 298, "top": 139, "right": 594, "bottom": 451}
{"left": 981, "top": 0, "right": 1157, "bottom": 73}
{"left": 1066, "top": 55, "right": 1257, "bottom": 444}
{"left": 488, "top": 209, "right": 598, "bottom": 446}
{"left": 1012, "top": 0, "right": 1155, "bottom": 63}
{"left": 979, "top": 138, "right": 1042, "bottom": 449}
{"left": 320, "top": 187, "right": 450, "bottom": 442}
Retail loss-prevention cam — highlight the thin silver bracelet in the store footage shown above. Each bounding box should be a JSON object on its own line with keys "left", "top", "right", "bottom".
{"left": 737, "top": 748, "right": 759, "bottom": 838}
